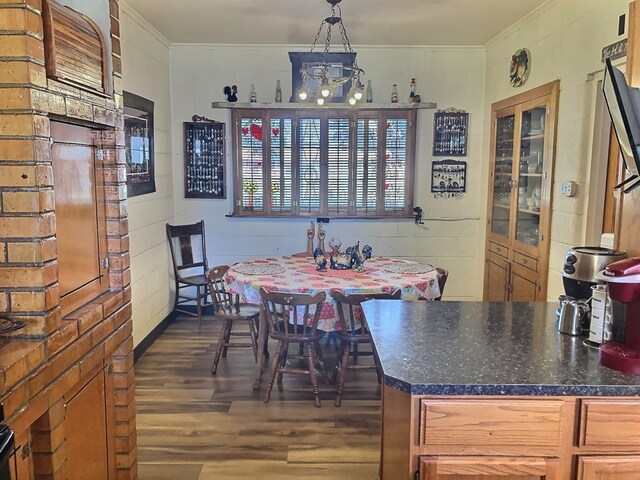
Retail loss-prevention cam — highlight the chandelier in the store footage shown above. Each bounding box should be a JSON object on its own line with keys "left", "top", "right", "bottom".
{"left": 298, "top": 0, "right": 365, "bottom": 105}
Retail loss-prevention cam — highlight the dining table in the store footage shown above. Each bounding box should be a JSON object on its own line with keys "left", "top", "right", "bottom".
{"left": 224, "top": 254, "right": 444, "bottom": 390}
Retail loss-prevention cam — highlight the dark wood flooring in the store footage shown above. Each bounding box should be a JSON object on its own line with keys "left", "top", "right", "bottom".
{"left": 134, "top": 316, "right": 382, "bottom": 479}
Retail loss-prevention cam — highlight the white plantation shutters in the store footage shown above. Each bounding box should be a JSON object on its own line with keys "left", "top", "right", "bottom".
{"left": 233, "top": 109, "right": 415, "bottom": 217}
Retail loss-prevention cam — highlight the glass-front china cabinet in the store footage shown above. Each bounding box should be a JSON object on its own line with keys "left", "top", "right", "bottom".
{"left": 484, "top": 81, "right": 559, "bottom": 301}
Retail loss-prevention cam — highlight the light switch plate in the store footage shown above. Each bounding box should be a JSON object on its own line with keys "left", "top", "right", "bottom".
{"left": 561, "top": 181, "right": 577, "bottom": 197}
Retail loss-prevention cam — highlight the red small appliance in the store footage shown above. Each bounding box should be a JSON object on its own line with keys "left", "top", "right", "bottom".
{"left": 599, "top": 257, "right": 640, "bottom": 375}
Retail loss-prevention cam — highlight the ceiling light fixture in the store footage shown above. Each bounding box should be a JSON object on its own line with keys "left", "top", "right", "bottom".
{"left": 299, "top": 0, "right": 365, "bottom": 105}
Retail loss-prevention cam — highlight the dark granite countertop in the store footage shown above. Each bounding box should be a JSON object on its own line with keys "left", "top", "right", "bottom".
{"left": 362, "top": 301, "right": 640, "bottom": 396}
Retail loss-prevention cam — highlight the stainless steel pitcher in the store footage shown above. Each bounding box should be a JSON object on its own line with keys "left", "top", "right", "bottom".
{"left": 558, "top": 300, "right": 589, "bottom": 336}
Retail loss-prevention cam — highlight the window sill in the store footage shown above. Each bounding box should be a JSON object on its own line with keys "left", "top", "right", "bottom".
{"left": 225, "top": 213, "right": 414, "bottom": 220}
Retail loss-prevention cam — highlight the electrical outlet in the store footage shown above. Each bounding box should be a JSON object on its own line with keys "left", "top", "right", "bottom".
{"left": 561, "top": 181, "right": 577, "bottom": 197}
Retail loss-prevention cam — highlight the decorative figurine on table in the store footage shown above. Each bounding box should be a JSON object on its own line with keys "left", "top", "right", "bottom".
{"left": 346, "top": 241, "right": 373, "bottom": 271}
{"left": 327, "top": 240, "right": 373, "bottom": 271}
{"left": 306, "top": 221, "right": 315, "bottom": 255}
{"left": 313, "top": 247, "right": 327, "bottom": 271}
{"left": 317, "top": 224, "right": 326, "bottom": 253}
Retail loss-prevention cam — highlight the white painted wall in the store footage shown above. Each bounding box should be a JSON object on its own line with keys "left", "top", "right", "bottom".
{"left": 483, "top": 0, "right": 630, "bottom": 300}
{"left": 120, "top": 4, "right": 175, "bottom": 346}
{"left": 169, "top": 45, "right": 486, "bottom": 300}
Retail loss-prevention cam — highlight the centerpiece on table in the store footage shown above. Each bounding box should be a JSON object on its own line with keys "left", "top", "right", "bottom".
{"left": 313, "top": 237, "right": 372, "bottom": 271}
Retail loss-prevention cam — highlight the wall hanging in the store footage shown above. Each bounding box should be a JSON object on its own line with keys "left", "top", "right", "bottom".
{"left": 431, "top": 159, "right": 467, "bottom": 198}
{"left": 184, "top": 115, "right": 226, "bottom": 198}
{"left": 433, "top": 109, "right": 468, "bottom": 156}
{"left": 124, "top": 91, "right": 155, "bottom": 197}
{"left": 510, "top": 48, "right": 531, "bottom": 88}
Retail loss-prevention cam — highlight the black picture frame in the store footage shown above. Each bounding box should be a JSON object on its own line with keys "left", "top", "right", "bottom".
{"left": 123, "top": 91, "right": 155, "bottom": 197}
{"left": 288, "top": 51, "right": 357, "bottom": 103}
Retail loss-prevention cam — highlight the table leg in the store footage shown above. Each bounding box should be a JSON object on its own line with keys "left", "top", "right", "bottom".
{"left": 252, "top": 305, "right": 268, "bottom": 390}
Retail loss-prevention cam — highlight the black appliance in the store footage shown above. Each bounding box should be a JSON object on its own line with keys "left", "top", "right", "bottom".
{"left": 562, "top": 247, "right": 627, "bottom": 300}
{"left": 603, "top": 58, "right": 640, "bottom": 193}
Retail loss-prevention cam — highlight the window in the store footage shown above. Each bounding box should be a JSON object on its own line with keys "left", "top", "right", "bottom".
{"left": 231, "top": 108, "right": 416, "bottom": 217}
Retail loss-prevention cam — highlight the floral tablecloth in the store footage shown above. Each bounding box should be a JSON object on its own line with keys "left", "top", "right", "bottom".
{"left": 225, "top": 255, "right": 442, "bottom": 332}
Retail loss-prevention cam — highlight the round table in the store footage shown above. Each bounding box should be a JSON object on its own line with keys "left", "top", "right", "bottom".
{"left": 226, "top": 255, "right": 442, "bottom": 332}
{"left": 225, "top": 255, "right": 443, "bottom": 389}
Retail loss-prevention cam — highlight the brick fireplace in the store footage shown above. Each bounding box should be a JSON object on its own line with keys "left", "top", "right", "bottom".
{"left": 0, "top": 0, "right": 137, "bottom": 478}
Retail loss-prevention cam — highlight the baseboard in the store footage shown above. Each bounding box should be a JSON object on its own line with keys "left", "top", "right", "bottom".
{"left": 176, "top": 304, "right": 215, "bottom": 315}
{"left": 134, "top": 310, "right": 178, "bottom": 363}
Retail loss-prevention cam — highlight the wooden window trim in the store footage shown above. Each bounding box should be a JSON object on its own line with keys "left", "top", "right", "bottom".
{"left": 230, "top": 108, "right": 416, "bottom": 218}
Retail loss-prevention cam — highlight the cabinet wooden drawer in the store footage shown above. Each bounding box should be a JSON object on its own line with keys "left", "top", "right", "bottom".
{"left": 419, "top": 400, "right": 564, "bottom": 449}
{"left": 489, "top": 241, "right": 509, "bottom": 259}
{"left": 580, "top": 400, "right": 640, "bottom": 447}
{"left": 512, "top": 251, "right": 538, "bottom": 272}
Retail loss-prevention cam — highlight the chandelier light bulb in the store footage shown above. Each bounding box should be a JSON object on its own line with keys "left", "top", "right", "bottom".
{"left": 348, "top": 96, "right": 357, "bottom": 105}
{"left": 298, "top": 90, "right": 308, "bottom": 101}
{"left": 354, "top": 90, "right": 363, "bottom": 101}
{"left": 320, "top": 85, "right": 331, "bottom": 98}
{"left": 317, "top": 97, "right": 325, "bottom": 105}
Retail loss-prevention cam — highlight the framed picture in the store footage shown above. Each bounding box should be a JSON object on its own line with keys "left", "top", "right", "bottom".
{"left": 123, "top": 91, "right": 155, "bottom": 197}
{"left": 288, "top": 51, "right": 357, "bottom": 103}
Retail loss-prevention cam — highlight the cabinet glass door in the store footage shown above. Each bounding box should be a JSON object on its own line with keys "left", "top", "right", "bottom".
{"left": 515, "top": 105, "right": 546, "bottom": 247}
{"left": 491, "top": 113, "right": 516, "bottom": 238}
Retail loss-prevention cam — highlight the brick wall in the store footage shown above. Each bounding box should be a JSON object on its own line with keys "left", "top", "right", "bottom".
{"left": 0, "top": 0, "right": 136, "bottom": 478}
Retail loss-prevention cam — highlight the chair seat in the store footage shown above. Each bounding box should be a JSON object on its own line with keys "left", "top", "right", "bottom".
{"left": 179, "top": 274, "right": 209, "bottom": 286}
{"left": 217, "top": 303, "right": 261, "bottom": 319}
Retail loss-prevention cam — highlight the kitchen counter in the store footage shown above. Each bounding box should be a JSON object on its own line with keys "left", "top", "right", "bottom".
{"left": 363, "top": 301, "right": 640, "bottom": 480}
{"left": 363, "top": 300, "right": 640, "bottom": 395}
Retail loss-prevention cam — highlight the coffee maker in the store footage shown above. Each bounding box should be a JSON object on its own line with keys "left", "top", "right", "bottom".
{"left": 599, "top": 257, "right": 640, "bottom": 375}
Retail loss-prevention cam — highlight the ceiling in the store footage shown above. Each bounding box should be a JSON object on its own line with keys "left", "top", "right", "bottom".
{"left": 123, "top": 0, "right": 549, "bottom": 46}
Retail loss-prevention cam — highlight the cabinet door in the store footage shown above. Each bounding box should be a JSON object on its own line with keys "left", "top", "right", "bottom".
{"left": 579, "top": 456, "right": 640, "bottom": 480}
{"left": 485, "top": 254, "right": 510, "bottom": 301}
{"left": 514, "top": 99, "right": 547, "bottom": 255}
{"left": 489, "top": 109, "right": 517, "bottom": 243}
{"left": 9, "top": 428, "right": 33, "bottom": 480}
{"left": 65, "top": 368, "right": 112, "bottom": 479}
{"left": 510, "top": 265, "right": 538, "bottom": 302}
{"left": 420, "top": 456, "right": 559, "bottom": 480}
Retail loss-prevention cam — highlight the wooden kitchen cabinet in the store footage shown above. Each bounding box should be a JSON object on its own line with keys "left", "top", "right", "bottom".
{"left": 484, "top": 81, "right": 559, "bottom": 301}
{"left": 578, "top": 456, "right": 640, "bottom": 480}
{"left": 420, "top": 456, "right": 560, "bottom": 480}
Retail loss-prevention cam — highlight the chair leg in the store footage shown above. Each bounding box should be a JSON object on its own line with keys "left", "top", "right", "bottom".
{"left": 222, "top": 319, "right": 233, "bottom": 358}
{"left": 305, "top": 342, "right": 321, "bottom": 407}
{"left": 334, "top": 339, "right": 351, "bottom": 407}
{"left": 313, "top": 340, "right": 329, "bottom": 383}
{"left": 373, "top": 348, "right": 383, "bottom": 384}
{"left": 264, "top": 340, "right": 286, "bottom": 404}
{"left": 211, "top": 319, "right": 231, "bottom": 375}
{"left": 248, "top": 316, "right": 259, "bottom": 362}
{"left": 195, "top": 285, "right": 204, "bottom": 332}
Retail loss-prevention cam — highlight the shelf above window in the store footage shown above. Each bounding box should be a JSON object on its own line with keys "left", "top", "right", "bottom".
{"left": 211, "top": 101, "right": 437, "bottom": 110}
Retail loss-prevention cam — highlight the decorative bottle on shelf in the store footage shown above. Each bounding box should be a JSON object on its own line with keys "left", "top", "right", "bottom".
{"left": 275, "top": 80, "right": 282, "bottom": 103}
{"left": 410, "top": 78, "right": 416, "bottom": 100}
{"left": 249, "top": 84, "right": 257, "bottom": 103}
{"left": 391, "top": 84, "right": 398, "bottom": 103}
{"left": 366, "top": 80, "right": 373, "bottom": 103}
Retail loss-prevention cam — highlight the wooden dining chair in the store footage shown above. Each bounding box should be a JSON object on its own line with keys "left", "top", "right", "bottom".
{"left": 435, "top": 267, "right": 448, "bottom": 300}
{"left": 166, "top": 220, "right": 212, "bottom": 331}
{"left": 259, "top": 287, "right": 328, "bottom": 407}
{"left": 331, "top": 289, "right": 401, "bottom": 407}
{"left": 206, "top": 266, "right": 261, "bottom": 375}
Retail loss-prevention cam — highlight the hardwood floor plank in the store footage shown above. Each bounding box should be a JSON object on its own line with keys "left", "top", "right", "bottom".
{"left": 135, "top": 317, "right": 382, "bottom": 478}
